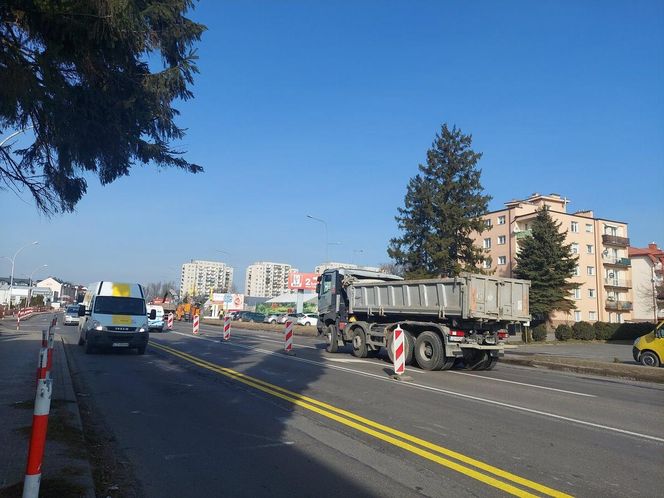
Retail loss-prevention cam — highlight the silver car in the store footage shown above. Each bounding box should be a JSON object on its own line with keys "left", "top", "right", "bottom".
{"left": 63, "top": 305, "right": 80, "bottom": 325}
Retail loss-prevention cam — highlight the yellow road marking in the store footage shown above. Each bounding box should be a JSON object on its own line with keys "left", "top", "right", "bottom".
{"left": 150, "top": 340, "right": 573, "bottom": 498}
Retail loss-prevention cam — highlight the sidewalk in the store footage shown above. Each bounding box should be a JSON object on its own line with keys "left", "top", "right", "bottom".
{"left": 0, "top": 317, "right": 94, "bottom": 497}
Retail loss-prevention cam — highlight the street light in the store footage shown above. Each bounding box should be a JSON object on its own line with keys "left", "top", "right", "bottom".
{"left": 6, "top": 241, "right": 38, "bottom": 308}
{"left": 27, "top": 264, "right": 48, "bottom": 307}
{"left": 306, "top": 214, "right": 328, "bottom": 262}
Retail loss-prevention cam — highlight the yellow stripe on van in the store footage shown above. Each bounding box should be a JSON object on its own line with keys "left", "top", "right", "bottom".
{"left": 112, "top": 283, "right": 131, "bottom": 297}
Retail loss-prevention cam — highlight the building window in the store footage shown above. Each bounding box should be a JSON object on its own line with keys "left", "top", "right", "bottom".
{"left": 483, "top": 238, "right": 492, "bottom": 249}
{"left": 574, "top": 266, "right": 580, "bottom": 276}
{"left": 589, "top": 311, "right": 596, "bottom": 321}
{"left": 586, "top": 244, "right": 594, "bottom": 254}
{"left": 498, "top": 256, "right": 507, "bottom": 265}
{"left": 587, "top": 266, "right": 595, "bottom": 276}
{"left": 588, "top": 288, "right": 595, "bottom": 298}
{"left": 586, "top": 223, "right": 593, "bottom": 233}
{"left": 571, "top": 221, "right": 579, "bottom": 233}
{"left": 574, "top": 311, "right": 581, "bottom": 322}
{"left": 573, "top": 288, "right": 581, "bottom": 299}
{"left": 483, "top": 260, "right": 491, "bottom": 269}
{"left": 571, "top": 243, "right": 579, "bottom": 254}
{"left": 497, "top": 215, "right": 506, "bottom": 225}
{"left": 498, "top": 235, "right": 506, "bottom": 245}
{"left": 484, "top": 219, "right": 492, "bottom": 228}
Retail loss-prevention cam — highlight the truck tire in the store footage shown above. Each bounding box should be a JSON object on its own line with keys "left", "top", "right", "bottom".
{"left": 351, "top": 328, "right": 368, "bottom": 358}
{"left": 439, "top": 357, "right": 456, "bottom": 370}
{"left": 386, "top": 329, "right": 414, "bottom": 365}
{"left": 462, "top": 349, "right": 496, "bottom": 370}
{"left": 414, "top": 331, "right": 446, "bottom": 371}
{"left": 326, "top": 324, "right": 340, "bottom": 353}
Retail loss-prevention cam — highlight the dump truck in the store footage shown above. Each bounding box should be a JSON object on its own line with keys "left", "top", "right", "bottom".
{"left": 316, "top": 268, "right": 530, "bottom": 371}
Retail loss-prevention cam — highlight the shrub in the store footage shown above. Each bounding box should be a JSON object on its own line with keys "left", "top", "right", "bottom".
{"left": 572, "top": 321, "right": 595, "bottom": 340}
{"left": 531, "top": 323, "right": 548, "bottom": 342}
{"left": 593, "top": 321, "right": 617, "bottom": 341}
{"left": 555, "top": 324, "right": 573, "bottom": 341}
{"left": 612, "top": 322, "right": 655, "bottom": 341}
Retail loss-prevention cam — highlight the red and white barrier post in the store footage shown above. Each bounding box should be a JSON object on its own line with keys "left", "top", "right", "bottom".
{"left": 167, "top": 312, "right": 174, "bottom": 331}
{"left": 284, "top": 320, "right": 294, "bottom": 354}
{"left": 23, "top": 335, "right": 54, "bottom": 497}
{"left": 222, "top": 314, "right": 231, "bottom": 341}
{"left": 392, "top": 326, "right": 405, "bottom": 377}
{"left": 192, "top": 314, "right": 200, "bottom": 335}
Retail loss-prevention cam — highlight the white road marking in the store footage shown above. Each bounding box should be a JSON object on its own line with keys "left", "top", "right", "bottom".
{"left": 449, "top": 371, "right": 596, "bottom": 398}
{"left": 159, "top": 331, "right": 663, "bottom": 443}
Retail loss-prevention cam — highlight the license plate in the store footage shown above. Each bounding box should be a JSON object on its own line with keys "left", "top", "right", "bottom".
{"left": 112, "top": 342, "right": 130, "bottom": 347}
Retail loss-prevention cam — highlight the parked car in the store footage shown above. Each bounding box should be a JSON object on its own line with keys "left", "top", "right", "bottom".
{"left": 63, "top": 305, "right": 80, "bottom": 325}
{"left": 264, "top": 313, "right": 281, "bottom": 324}
{"left": 236, "top": 311, "right": 266, "bottom": 323}
{"left": 633, "top": 320, "right": 664, "bottom": 367}
{"left": 277, "top": 313, "right": 301, "bottom": 324}
{"left": 297, "top": 313, "right": 318, "bottom": 327}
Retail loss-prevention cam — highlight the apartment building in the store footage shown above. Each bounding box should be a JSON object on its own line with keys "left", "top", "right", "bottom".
{"left": 245, "top": 262, "right": 294, "bottom": 298}
{"left": 629, "top": 243, "right": 664, "bottom": 322}
{"left": 180, "top": 260, "right": 234, "bottom": 297}
{"left": 476, "top": 193, "right": 633, "bottom": 324}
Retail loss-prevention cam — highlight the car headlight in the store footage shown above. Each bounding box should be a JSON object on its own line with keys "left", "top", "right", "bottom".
{"left": 138, "top": 322, "right": 149, "bottom": 332}
{"left": 91, "top": 320, "right": 103, "bottom": 331}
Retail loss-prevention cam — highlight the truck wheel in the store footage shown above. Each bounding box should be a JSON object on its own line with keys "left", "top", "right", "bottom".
{"left": 351, "top": 328, "right": 368, "bottom": 358}
{"left": 640, "top": 351, "right": 660, "bottom": 367}
{"left": 326, "top": 325, "right": 339, "bottom": 353}
{"left": 386, "top": 329, "right": 414, "bottom": 365}
{"left": 462, "top": 350, "right": 494, "bottom": 370}
{"left": 439, "top": 357, "right": 456, "bottom": 370}
{"left": 414, "top": 331, "right": 445, "bottom": 371}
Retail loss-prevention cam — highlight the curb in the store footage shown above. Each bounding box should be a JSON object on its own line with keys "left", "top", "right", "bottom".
{"left": 56, "top": 336, "right": 96, "bottom": 497}
{"left": 501, "top": 356, "right": 664, "bottom": 384}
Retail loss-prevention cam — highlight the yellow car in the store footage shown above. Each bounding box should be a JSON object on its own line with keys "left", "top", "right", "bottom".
{"left": 633, "top": 320, "right": 664, "bottom": 367}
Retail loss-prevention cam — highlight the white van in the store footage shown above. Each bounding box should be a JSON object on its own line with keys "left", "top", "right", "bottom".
{"left": 78, "top": 282, "right": 155, "bottom": 354}
{"left": 146, "top": 304, "right": 165, "bottom": 332}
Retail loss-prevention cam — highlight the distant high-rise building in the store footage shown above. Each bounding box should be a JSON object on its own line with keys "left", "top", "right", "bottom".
{"left": 475, "top": 193, "right": 633, "bottom": 325}
{"left": 245, "top": 262, "right": 294, "bottom": 298}
{"left": 180, "top": 260, "right": 234, "bottom": 298}
{"left": 314, "top": 262, "right": 381, "bottom": 274}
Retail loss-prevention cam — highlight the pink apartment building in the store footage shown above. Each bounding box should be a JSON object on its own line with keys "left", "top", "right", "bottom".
{"left": 475, "top": 193, "right": 633, "bottom": 325}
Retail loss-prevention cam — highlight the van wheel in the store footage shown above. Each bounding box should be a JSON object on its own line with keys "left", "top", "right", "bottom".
{"left": 326, "top": 325, "right": 339, "bottom": 353}
{"left": 414, "top": 331, "right": 445, "bottom": 371}
{"left": 387, "top": 329, "right": 414, "bottom": 365}
{"left": 77, "top": 335, "right": 84, "bottom": 346}
{"left": 137, "top": 345, "right": 147, "bottom": 355}
{"left": 640, "top": 351, "right": 660, "bottom": 367}
{"left": 84, "top": 339, "right": 95, "bottom": 354}
{"left": 351, "top": 328, "right": 368, "bottom": 358}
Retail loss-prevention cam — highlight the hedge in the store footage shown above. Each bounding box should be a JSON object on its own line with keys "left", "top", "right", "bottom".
{"left": 531, "top": 323, "right": 548, "bottom": 342}
{"left": 572, "top": 321, "right": 595, "bottom": 340}
{"left": 555, "top": 324, "right": 573, "bottom": 341}
{"left": 555, "top": 321, "right": 656, "bottom": 341}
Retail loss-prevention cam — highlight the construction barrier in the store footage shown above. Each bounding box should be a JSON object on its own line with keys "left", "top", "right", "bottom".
{"left": 23, "top": 327, "right": 55, "bottom": 498}
{"left": 167, "top": 313, "right": 174, "bottom": 330}
{"left": 193, "top": 314, "right": 200, "bottom": 335}
{"left": 223, "top": 315, "right": 231, "bottom": 341}
{"left": 284, "top": 320, "right": 294, "bottom": 353}
{"left": 393, "top": 326, "right": 405, "bottom": 376}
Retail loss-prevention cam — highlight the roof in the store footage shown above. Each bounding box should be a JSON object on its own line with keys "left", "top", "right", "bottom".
{"left": 629, "top": 243, "right": 664, "bottom": 268}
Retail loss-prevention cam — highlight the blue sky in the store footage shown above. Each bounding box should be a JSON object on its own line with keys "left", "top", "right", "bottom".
{"left": 1, "top": 0, "right": 663, "bottom": 291}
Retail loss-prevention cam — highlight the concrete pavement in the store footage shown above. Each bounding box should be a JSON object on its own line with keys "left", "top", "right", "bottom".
{"left": 0, "top": 314, "right": 94, "bottom": 497}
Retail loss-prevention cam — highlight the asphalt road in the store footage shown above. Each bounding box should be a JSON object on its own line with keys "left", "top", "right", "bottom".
{"left": 56, "top": 318, "right": 664, "bottom": 497}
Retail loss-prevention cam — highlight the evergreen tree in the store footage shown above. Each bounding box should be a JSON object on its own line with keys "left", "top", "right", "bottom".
{"left": 0, "top": 1, "right": 205, "bottom": 214}
{"left": 514, "top": 208, "right": 579, "bottom": 322}
{"left": 387, "top": 124, "right": 491, "bottom": 278}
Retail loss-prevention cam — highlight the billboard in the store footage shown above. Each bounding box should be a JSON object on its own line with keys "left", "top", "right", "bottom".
{"left": 211, "top": 293, "right": 244, "bottom": 310}
{"left": 288, "top": 272, "right": 318, "bottom": 291}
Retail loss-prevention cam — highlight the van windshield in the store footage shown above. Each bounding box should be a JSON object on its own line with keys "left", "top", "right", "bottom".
{"left": 94, "top": 297, "right": 146, "bottom": 316}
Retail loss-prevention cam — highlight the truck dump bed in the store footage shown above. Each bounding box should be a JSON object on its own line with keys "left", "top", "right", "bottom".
{"left": 348, "top": 273, "right": 530, "bottom": 322}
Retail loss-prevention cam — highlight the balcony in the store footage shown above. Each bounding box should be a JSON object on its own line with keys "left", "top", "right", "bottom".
{"left": 603, "top": 278, "right": 632, "bottom": 288}
{"left": 602, "top": 234, "right": 630, "bottom": 246}
{"left": 604, "top": 300, "right": 633, "bottom": 311}
{"left": 515, "top": 229, "right": 532, "bottom": 239}
{"left": 602, "top": 257, "right": 631, "bottom": 267}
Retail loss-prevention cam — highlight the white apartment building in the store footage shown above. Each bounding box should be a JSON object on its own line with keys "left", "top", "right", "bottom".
{"left": 245, "top": 262, "right": 294, "bottom": 298}
{"left": 629, "top": 243, "right": 664, "bottom": 322}
{"left": 180, "top": 260, "right": 234, "bottom": 298}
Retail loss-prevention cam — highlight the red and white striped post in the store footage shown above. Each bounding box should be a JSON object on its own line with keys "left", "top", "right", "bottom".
{"left": 192, "top": 314, "right": 200, "bottom": 335}
{"left": 222, "top": 314, "right": 231, "bottom": 341}
{"left": 284, "top": 320, "right": 294, "bottom": 354}
{"left": 393, "top": 326, "right": 405, "bottom": 376}
{"left": 167, "top": 312, "right": 174, "bottom": 330}
{"left": 23, "top": 340, "right": 54, "bottom": 497}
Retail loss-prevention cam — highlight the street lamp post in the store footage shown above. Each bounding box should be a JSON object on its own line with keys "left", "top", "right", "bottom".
{"left": 306, "top": 215, "right": 328, "bottom": 263}
{"left": 6, "top": 241, "right": 38, "bottom": 308}
{"left": 27, "top": 264, "right": 48, "bottom": 307}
